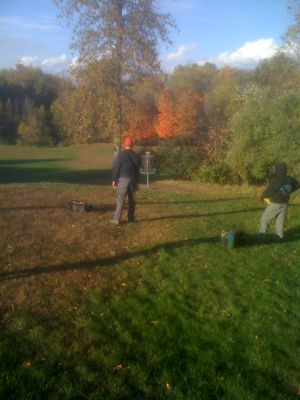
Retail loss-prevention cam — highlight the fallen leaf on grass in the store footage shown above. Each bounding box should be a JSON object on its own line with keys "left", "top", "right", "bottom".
{"left": 149, "top": 320, "right": 159, "bottom": 325}
{"left": 165, "top": 383, "right": 172, "bottom": 390}
{"left": 201, "top": 265, "right": 208, "bottom": 270}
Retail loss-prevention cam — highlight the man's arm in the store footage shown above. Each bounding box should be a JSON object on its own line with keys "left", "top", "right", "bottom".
{"left": 112, "top": 153, "right": 121, "bottom": 186}
{"left": 291, "top": 177, "right": 300, "bottom": 193}
{"left": 261, "top": 178, "right": 278, "bottom": 200}
{"left": 133, "top": 154, "right": 141, "bottom": 184}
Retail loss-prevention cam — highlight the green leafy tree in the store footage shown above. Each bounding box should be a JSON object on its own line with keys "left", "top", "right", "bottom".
{"left": 51, "top": 89, "right": 75, "bottom": 145}
{"left": 227, "top": 85, "right": 300, "bottom": 183}
{"left": 52, "top": 60, "right": 133, "bottom": 144}
{"left": 17, "top": 107, "right": 39, "bottom": 145}
{"left": 36, "top": 105, "right": 55, "bottom": 146}
{"left": 0, "top": 100, "right": 7, "bottom": 143}
{"left": 284, "top": 0, "right": 300, "bottom": 55}
{"left": 54, "top": 0, "right": 175, "bottom": 144}
{"left": 18, "top": 105, "right": 55, "bottom": 146}
{"left": 204, "top": 126, "right": 231, "bottom": 164}
{"left": 4, "top": 99, "right": 18, "bottom": 143}
{"left": 254, "top": 52, "right": 300, "bottom": 95}
{"left": 0, "top": 65, "right": 63, "bottom": 144}
{"left": 204, "top": 66, "right": 240, "bottom": 129}
{"left": 51, "top": 82, "right": 87, "bottom": 145}
{"left": 170, "top": 62, "right": 217, "bottom": 96}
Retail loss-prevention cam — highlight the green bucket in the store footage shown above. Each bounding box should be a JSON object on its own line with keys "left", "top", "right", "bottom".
{"left": 221, "top": 231, "right": 238, "bottom": 249}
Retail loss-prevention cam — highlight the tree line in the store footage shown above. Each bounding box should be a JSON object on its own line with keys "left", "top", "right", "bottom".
{"left": 1, "top": 51, "right": 300, "bottom": 182}
{"left": 0, "top": 64, "right": 63, "bottom": 146}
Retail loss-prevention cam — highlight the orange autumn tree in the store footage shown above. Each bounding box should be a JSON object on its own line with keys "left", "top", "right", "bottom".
{"left": 126, "top": 102, "right": 157, "bottom": 142}
{"left": 175, "top": 89, "right": 203, "bottom": 142}
{"left": 155, "top": 89, "right": 178, "bottom": 138}
{"left": 156, "top": 88, "right": 204, "bottom": 143}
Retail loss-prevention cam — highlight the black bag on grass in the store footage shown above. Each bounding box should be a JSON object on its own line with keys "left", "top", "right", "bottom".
{"left": 67, "top": 200, "right": 92, "bottom": 213}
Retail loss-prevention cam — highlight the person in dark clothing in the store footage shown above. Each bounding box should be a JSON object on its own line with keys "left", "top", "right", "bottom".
{"left": 260, "top": 162, "right": 300, "bottom": 238}
{"left": 110, "top": 137, "right": 141, "bottom": 225}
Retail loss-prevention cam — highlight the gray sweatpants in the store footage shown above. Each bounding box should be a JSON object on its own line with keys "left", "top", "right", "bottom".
{"left": 260, "top": 202, "right": 288, "bottom": 238}
{"left": 113, "top": 177, "right": 136, "bottom": 222}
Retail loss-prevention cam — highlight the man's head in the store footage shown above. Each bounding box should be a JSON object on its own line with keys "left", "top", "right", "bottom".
{"left": 124, "top": 137, "right": 134, "bottom": 149}
{"left": 274, "top": 161, "right": 287, "bottom": 177}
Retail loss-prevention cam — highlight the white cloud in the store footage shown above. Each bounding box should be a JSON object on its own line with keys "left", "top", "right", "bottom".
{"left": 198, "top": 38, "right": 279, "bottom": 68}
{"left": 12, "top": 54, "right": 81, "bottom": 74}
{"left": 41, "top": 54, "right": 68, "bottom": 68}
{"left": 19, "top": 56, "right": 39, "bottom": 67}
{"left": 166, "top": 43, "right": 197, "bottom": 62}
{"left": 69, "top": 56, "right": 80, "bottom": 70}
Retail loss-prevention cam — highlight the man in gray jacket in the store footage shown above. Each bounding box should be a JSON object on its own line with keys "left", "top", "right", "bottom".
{"left": 110, "top": 137, "right": 141, "bottom": 225}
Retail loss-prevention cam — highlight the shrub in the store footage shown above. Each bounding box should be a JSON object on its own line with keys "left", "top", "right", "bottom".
{"left": 153, "top": 146, "right": 199, "bottom": 179}
{"left": 227, "top": 86, "right": 300, "bottom": 183}
{"left": 193, "top": 161, "right": 236, "bottom": 184}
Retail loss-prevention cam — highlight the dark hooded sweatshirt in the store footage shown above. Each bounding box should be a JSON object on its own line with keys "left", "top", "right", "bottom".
{"left": 262, "top": 162, "right": 300, "bottom": 204}
{"left": 112, "top": 149, "right": 141, "bottom": 184}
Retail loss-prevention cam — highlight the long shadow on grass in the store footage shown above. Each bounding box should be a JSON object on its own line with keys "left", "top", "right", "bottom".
{"left": 0, "top": 158, "right": 65, "bottom": 165}
{"left": 137, "top": 207, "right": 262, "bottom": 222}
{"left": 0, "top": 166, "right": 111, "bottom": 185}
{"left": 244, "top": 227, "right": 300, "bottom": 247}
{"left": 2, "top": 228, "right": 300, "bottom": 282}
{"left": 0, "top": 236, "right": 220, "bottom": 281}
{"left": 0, "top": 202, "right": 256, "bottom": 214}
{"left": 139, "top": 197, "right": 249, "bottom": 205}
{"left": 0, "top": 204, "right": 115, "bottom": 213}
{"left": 0, "top": 205, "right": 64, "bottom": 212}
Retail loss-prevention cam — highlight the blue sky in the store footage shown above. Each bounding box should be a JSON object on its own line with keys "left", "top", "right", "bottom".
{"left": 0, "top": 0, "right": 293, "bottom": 74}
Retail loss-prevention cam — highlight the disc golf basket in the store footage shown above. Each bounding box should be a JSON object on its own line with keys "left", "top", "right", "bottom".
{"left": 140, "top": 151, "right": 156, "bottom": 188}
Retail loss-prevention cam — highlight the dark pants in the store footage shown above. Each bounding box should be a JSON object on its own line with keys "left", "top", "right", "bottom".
{"left": 113, "top": 178, "right": 136, "bottom": 222}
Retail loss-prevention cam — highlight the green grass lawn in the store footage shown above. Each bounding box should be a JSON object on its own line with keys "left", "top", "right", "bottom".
{"left": 0, "top": 143, "right": 113, "bottom": 184}
{"left": 1, "top": 144, "right": 300, "bottom": 399}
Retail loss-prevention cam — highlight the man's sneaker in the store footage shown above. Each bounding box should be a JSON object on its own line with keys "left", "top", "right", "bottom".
{"left": 109, "top": 218, "right": 119, "bottom": 225}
